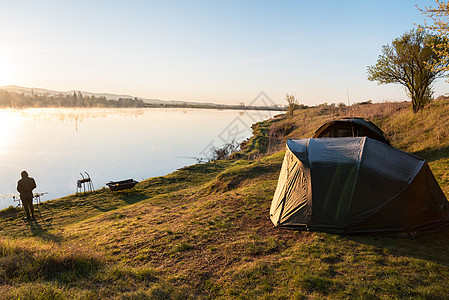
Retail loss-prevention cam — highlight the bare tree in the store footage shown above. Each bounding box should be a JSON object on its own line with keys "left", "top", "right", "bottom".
{"left": 286, "top": 94, "right": 299, "bottom": 117}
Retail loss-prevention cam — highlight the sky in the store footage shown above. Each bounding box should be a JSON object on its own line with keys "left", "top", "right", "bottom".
{"left": 0, "top": 0, "right": 447, "bottom": 106}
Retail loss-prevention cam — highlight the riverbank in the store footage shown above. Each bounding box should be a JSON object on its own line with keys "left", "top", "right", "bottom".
{"left": 0, "top": 107, "right": 283, "bottom": 208}
{"left": 1, "top": 99, "right": 449, "bottom": 299}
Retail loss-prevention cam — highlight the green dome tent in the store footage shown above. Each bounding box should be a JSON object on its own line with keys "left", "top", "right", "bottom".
{"left": 270, "top": 137, "right": 449, "bottom": 237}
{"left": 314, "top": 117, "right": 390, "bottom": 145}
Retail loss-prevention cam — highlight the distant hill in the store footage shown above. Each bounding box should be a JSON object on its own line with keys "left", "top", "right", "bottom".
{"left": 0, "top": 85, "right": 219, "bottom": 106}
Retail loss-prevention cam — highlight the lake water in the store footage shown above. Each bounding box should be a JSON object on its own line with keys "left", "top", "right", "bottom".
{"left": 0, "top": 107, "right": 283, "bottom": 209}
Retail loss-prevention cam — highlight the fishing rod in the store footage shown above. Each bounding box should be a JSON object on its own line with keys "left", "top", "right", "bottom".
{"left": 0, "top": 193, "right": 21, "bottom": 207}
{"left": 176, "top": 156, "right": 209, "bottom": 163}
{"left": 0, "top": 192, "right": 53, "bottom": 224}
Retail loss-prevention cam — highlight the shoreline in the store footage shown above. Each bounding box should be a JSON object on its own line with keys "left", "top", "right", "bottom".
{"left": 0, "top": 104, "right": 286, "bottom": 111}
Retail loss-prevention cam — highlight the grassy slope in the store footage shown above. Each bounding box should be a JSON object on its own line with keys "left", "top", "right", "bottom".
{"left": 1, "top": 100, "right": 449, "bottom": 299}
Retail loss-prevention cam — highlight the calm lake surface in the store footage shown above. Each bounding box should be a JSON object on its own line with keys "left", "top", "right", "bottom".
{"left": 0, "top": 108, "right": 283, "bottom": 209}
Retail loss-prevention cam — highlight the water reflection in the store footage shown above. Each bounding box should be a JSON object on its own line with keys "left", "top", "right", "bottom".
{"left": 0, "top": 108, "right": 283, "bottom": 209}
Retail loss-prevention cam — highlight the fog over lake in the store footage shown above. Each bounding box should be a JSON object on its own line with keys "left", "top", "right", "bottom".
{"left": 0, "top": 108, "right": 282, "bottom": 209}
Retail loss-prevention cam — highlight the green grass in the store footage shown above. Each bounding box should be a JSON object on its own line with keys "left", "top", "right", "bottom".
{"left": 2, "top": 99, "right": 449, "bottom": 299}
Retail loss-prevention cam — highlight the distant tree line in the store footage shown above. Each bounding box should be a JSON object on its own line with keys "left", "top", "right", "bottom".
{"left": 143, "top": 102, "right": 286, "bottom": 111}
{"left": 0, "top": 90, "right": 146, "bottom": 108}
{"left": 0, "top": 90, "right": 287, "bottom": 111}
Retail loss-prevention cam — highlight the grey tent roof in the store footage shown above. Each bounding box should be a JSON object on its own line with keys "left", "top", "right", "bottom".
{"left": 314, "top": 117, "right": 390, "bottom": 145}
{"left": 270, "top": 137, "right": 449, "bottom": 236}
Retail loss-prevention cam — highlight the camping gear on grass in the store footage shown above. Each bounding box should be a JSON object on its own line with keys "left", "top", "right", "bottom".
{"left": 270, "top": 137, "right": 449, "bottom": 237}
{"left": 76, "top": 172, "right": 94, "bottom": 193}
{"left": 106, "top": 179, "right": 138, "bottom": 191}
{"left": 314, "top": 117, "right": 390, "bottom": 145}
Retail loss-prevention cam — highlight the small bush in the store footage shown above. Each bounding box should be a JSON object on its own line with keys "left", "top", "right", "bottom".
{"left": 210, "top": 139, "right": 240, "bottom": 161}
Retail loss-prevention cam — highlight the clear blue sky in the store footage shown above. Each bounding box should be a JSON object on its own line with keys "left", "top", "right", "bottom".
{"left": 0, "top": 0, "right": 446, "bottom": 105}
